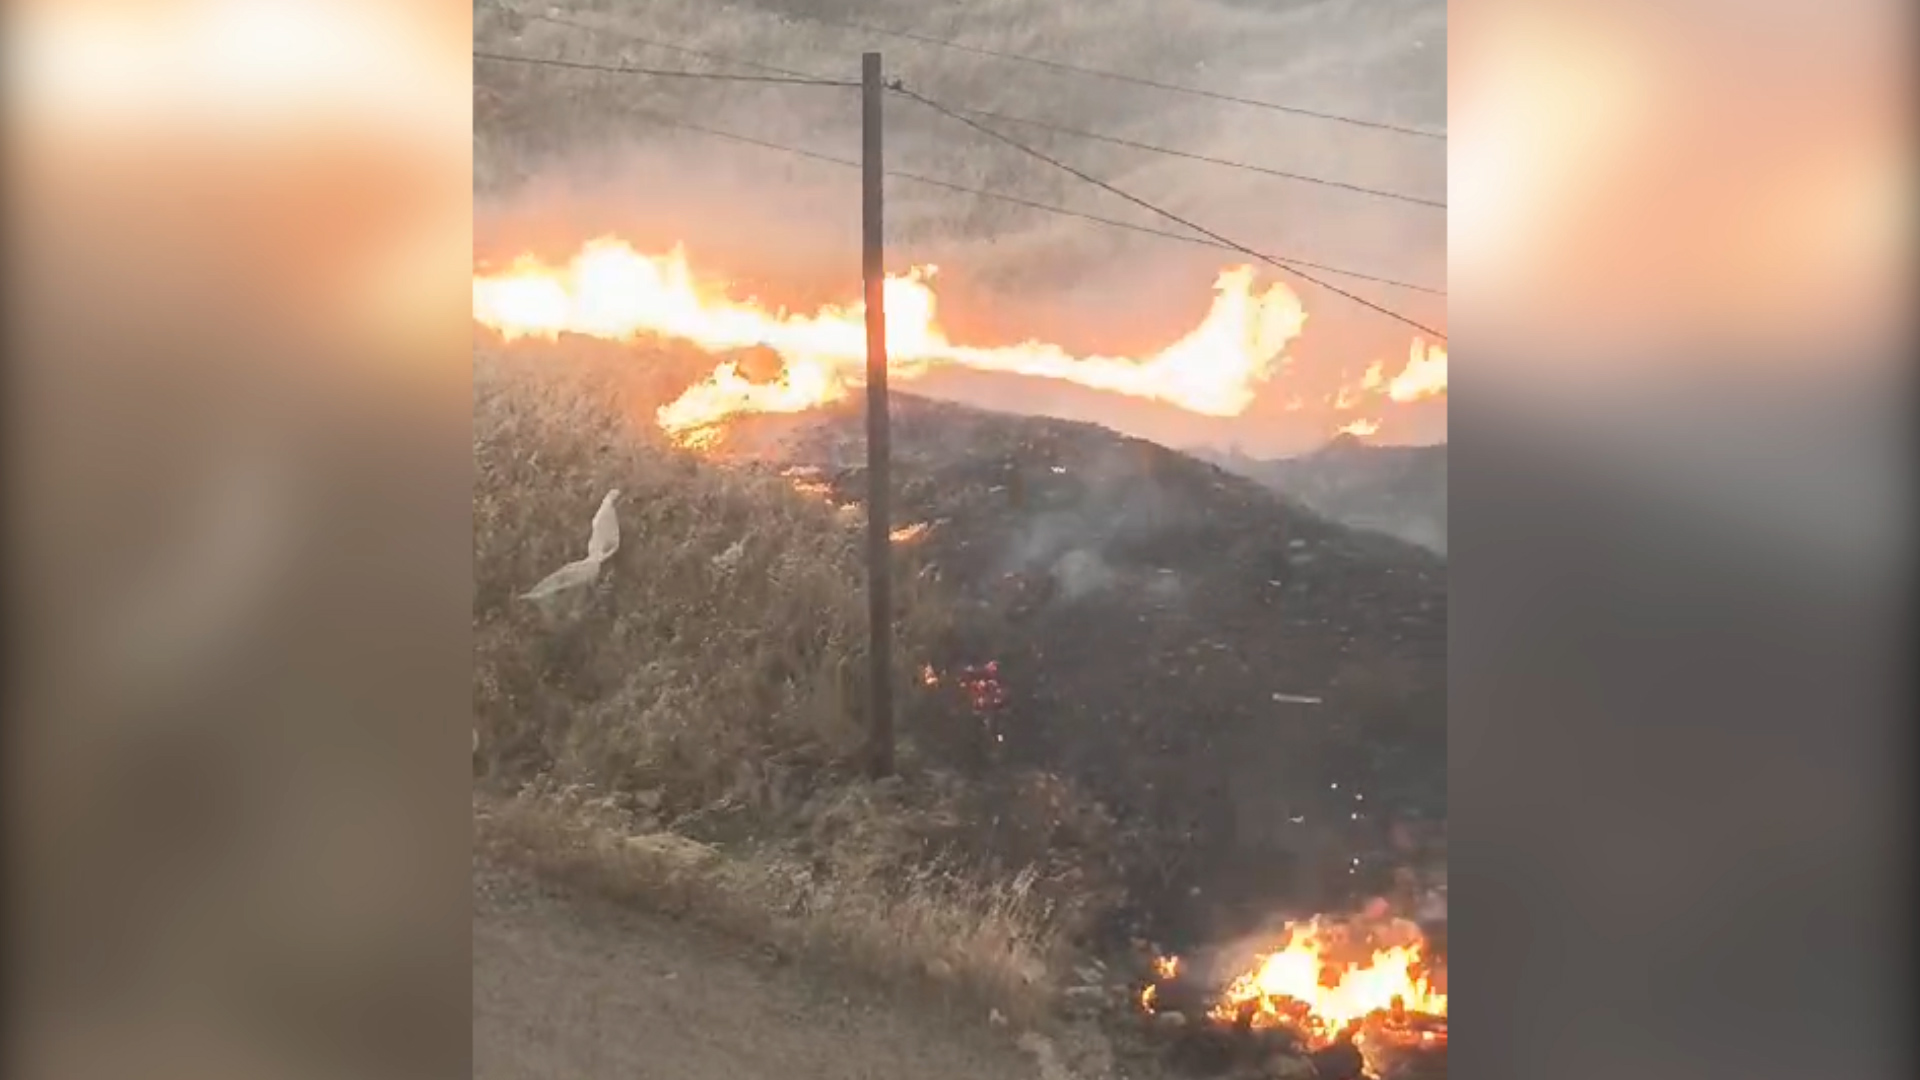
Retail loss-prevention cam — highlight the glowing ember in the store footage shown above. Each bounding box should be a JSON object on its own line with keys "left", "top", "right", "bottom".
{"left": 954, "top": 661, "right": 1008, "bottom": 713}
{"left": 1385, "top": 338, "right": 1448, "bottom": 403}
{"left": 786, "top": 478, "right": 835, "bottom": 501}
{"left": 889, "top": 522, "right": 930, "bottom": 544}
{"left": 472, "top": 239, "right": 1309, "bottom": 441}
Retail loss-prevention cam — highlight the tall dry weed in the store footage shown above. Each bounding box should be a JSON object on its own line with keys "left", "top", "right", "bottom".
{"left": 473, "top": 339, "right": 1124, "bottom": 1010}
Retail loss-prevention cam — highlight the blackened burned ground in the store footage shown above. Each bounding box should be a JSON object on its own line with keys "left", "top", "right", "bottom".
{"left": 723, "top": 396, "right": 1446, "bottom": 951}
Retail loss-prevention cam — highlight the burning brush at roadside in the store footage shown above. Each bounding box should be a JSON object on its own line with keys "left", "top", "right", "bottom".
{"left": 1134, "top": 912, "right": 1447, "bottom": 1079}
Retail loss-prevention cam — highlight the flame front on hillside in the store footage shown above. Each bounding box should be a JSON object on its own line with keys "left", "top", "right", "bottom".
{"left": 1386, "top": 339, "right": 1448, "bottom": 403}
{"left": 1330, "top": 338, "right": 1447, "bottom": 438}
{"left": 473, "top": 239, "right": 1305, "bottom": 439}
{"left": 472, "top": 239, "right": 1449, "bottom": 445}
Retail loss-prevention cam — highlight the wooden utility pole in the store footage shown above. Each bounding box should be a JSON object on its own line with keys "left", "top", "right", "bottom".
{"left": 861, "top": 51, "right": 895, "bottom": 778}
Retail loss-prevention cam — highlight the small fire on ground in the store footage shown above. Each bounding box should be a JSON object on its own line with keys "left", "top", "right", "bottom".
{"left": 923, "top": 661, "right": 1009, "bottom": 711}
{"left": 920, "top": 661, "right": 1011, "bottom": 746}
{"left": 471, "top": 239, "right": 1446, "bottom": 445}
{"left": 1141, "top": 914, "right": 1446, "bottom": 1075}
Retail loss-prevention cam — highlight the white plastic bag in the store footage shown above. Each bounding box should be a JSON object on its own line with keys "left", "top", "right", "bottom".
{"left": 521, "top": 489, "right": 621, "bottom": 600}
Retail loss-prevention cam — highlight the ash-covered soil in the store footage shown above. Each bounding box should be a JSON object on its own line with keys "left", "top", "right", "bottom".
{"left": 717, "top": 396, "right": 1446, "bottom": 951}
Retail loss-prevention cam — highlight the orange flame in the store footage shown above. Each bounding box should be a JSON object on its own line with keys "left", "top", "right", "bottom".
{"left": 1146, "top": 916, "right": 1445, "bottom": 1050}
{"left": 472, "top": 239, "right": 1309, "bottom": 442}
{"left": 1213, "top": 922, "right": 1446, "bottom": 1040}
{"left": 1324, "top": 338, "right": 1447, "bottom": 421}
{"left": 1386, "top": 338, "right": 1448, "bottom": 403}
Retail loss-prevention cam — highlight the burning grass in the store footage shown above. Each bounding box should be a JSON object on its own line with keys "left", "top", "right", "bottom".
{"left": 473, "top": 0, "right": 1447, "bottom": 451}
{"left": 1136, "top": 913, "right": 1446, "bottom": 1077}
{"left": 472, "top": 337, "right": 1448, "bottom": 1076}
{"left": 471, "top": 240, "right": 1313, "bottom": 436}
{"left": 472, "top": 3, "right": 1450, "bottom": 1069}
{"left": 473, "top": 341, "right": 1115, "bottom": 1024}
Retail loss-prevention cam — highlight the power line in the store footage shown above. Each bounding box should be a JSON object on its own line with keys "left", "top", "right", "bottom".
{"left": 607, "top": 103, "right": 1443, "bottom": 296}
{"left": 749, "top": 8, "right": 1446, "bottom": 141}
{"left": 892, "top": 175, "right": 1444, "bottom": 294}
{"left": 890, "top": 84, "right": 1446, "bottom": 339}
{"left": 519, "top": 8, "right": 793, "bottom": 72}
{"left": 473, "top": 49, "right": 855, "bottom": 87}
{"left": 619, "top": 104, "right": 860, "bottom": 168}
{"left": 931, "top": 103, "right": 1446, "bottom": 209}
{"left": 484, "top": 8, "right": 1441, "bottom": 295}
{"left": 512, "top": 10, "right": 1445, "bottom": 209}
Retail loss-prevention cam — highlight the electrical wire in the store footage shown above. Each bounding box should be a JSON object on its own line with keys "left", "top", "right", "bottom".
{"left": 473, "top": 49, "right": 855, "bottom": 86}
{"left": 752, "top": 7, "right": 1445, "bottom": 140}
{"left": 892, "top": 84, "right": 1447, "bottom": 338}
{"left": 610, "top": 105, "right": 1444, "bottom": 295}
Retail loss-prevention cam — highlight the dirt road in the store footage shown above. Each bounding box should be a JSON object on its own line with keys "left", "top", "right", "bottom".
{"left": 474, "top": 862, "right": 1060, "bottom": 1080}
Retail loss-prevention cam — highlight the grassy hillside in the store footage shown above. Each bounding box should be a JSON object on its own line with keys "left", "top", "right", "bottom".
{"left": 473, "top": 338, "right": 1108, "bottom": 1020}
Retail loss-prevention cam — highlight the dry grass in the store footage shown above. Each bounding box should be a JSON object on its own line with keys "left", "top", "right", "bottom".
{"left": 474, "top": 338, "right": 948, "bottom": 797}
{"left": 476, "top": 785, "right": 1064, "bottom": 1023}
{"left": 473, "top": 339, "right": 1117, "bottom": 1021}
{"left": 470, "top": 0, "right": 1445, "bottom": 1022}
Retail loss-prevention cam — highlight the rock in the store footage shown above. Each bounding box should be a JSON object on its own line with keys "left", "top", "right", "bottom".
{"left": 1151, "top": 1010, "right": 1188, "bottom": 1032}
{"left": 1305, "top": 1040, "right": 1366, "bottom": 1080}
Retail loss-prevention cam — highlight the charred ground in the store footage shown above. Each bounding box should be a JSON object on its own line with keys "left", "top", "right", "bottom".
{"left": 717, "top": 394, "right": 1447, "bottom": 952}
